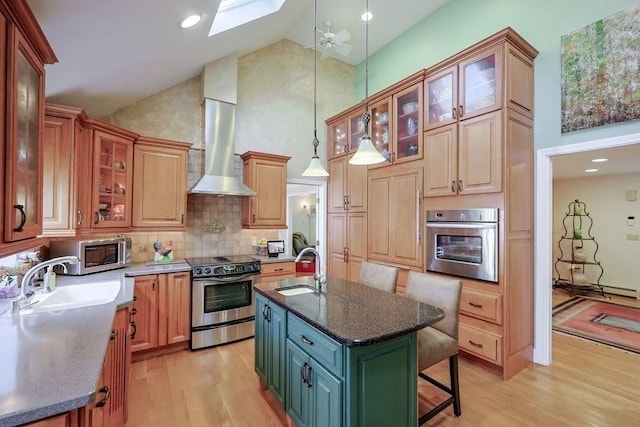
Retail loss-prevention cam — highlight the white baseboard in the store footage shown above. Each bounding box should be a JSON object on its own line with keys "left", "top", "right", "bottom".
{"left": 601, "top": 285, "right": 638, "bottom": 299}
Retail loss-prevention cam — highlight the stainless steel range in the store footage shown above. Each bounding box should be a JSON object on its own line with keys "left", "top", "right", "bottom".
{"left": 187, "top": 255, "right": 261, "bottom": 350}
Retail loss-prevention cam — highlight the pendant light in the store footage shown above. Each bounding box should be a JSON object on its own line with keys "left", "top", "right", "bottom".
{"left": 348, "top": 0, "right": 386, "bottom": 166}
{"left": 301, "top": 0, "right": 330, "bottom": 177}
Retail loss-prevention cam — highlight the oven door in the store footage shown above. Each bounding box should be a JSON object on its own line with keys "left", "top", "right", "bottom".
{"left": 191, "top": 274, "right": 256, "bottom": 328}
{"left": 426, "top": 222, "right": 498, "bottom": 283}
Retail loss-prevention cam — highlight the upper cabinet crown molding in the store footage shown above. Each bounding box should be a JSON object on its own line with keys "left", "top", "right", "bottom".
{"left": 1, "top": 0, "right": 57, "bottom": 64}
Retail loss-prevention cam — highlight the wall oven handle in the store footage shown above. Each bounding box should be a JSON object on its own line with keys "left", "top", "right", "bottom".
{"left": 193, "top": 273, "right": 257, "bottom": 282}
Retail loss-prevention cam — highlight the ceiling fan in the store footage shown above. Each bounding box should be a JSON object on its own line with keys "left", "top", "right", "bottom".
{"left": 311, "top": 19, "right": 352, "bottom": 59}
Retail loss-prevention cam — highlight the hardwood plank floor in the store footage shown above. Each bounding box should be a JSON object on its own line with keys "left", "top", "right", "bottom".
{"left": 126, "top": 290, "right": 640, "bottom": 426}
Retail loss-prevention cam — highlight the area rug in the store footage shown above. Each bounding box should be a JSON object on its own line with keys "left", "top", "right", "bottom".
{"left": 552, "top": 297, "right": 640, "bottom": 354}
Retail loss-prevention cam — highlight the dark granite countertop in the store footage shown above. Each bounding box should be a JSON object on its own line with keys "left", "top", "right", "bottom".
{"left": 254, "top": 275, "right": 444, "bottom": 347}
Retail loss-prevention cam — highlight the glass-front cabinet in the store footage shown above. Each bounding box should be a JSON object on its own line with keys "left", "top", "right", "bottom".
{"left": 327, "top": 117, "right": 348, "bottom": 159}
{"left": 425, "top": 45, "right": 502, "bottom": 131}
{"left": 392, "top": 82, "right": 423, "bottom": 164}
{"left": 4, "top": 30, "right": 46, "bottom": 242}
{"left": 93, "top": 129, "right": 134, "bottom": 229}
{"left": 369, "top": 97, "right": 392, "bottom": 163}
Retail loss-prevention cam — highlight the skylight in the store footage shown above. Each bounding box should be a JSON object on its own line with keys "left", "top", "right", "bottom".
{"left": 210, "top": 0, "right": 286, "bottom": 36}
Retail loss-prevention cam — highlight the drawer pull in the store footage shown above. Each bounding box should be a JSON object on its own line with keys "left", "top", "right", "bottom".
{"left": 468, "top": 340, "right": 484, "bottom": 348}
{"left": 468, "top": 302, "right": 483, "bottom": 309}
{"left": 96, "top": 386, "right": 110, "bottom": 407}
{"left": 274, "top": 268, "right": 284, "bottom": 272}
{"left": 300, "top": 335, "right": 314, "bottom": 346}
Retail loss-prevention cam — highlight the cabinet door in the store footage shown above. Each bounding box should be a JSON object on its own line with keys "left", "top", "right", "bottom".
{"left": 424, "top": 124, "right": 458, "bottom": 197}
{"left": 269, "top": 302, "right": 287, "bottom": 406}
{"left": 327, "top": 158, "right": 347, "bottom": 213}
{"left": 131, "top": 275, "right": 159, "bottom": 352}
{"left": 393, "top": 82, "right": 423, "bottom": 165}
{"left": 287, "top": 341, "right": 311, "bottom": 427}
{"left": 424, "top": 65, "right": 457, "bottom": 131}
{"left": 346, "top": 213, "right": 367, "bottom": 283}
{"left": 74, "top": 122, "right": 93, "bottom": 232}
{"left": 255, "top": 294, "right": 269, "bottom": 383}
{"left": 346, "top": 160, "right": 367, "bottom": 212}
{"left": 93, "top": 130, "right": 134, "bottom": 229}
{"left": 159, "top": 272, "right": 190, "bottom": 346}
{"left": 459, "top": 45, "right": 502, "bottom": 120}
{"left": 391, "top": 168, "right": 423, "bottom": 268}
{"left": 369, "top": 97, "right": 392, "bottom": 163}
{"left": 24, "top": 413, "right": 73, "bottom": 427}
{"left": 132, "top": 142, "right": 187, "bottom": 228}
{"left": 4, "top": 27, "right": 45, "bottom": 241}
{"left": 105, "top": 309, "right": 127, "bottom": 426}
{"left": 309, "top": 359, "right": 342, "bottom": 427}
{"left": 458, "top": 110, "right": 502, "bottom": 195}
{"left": 42, "top": 115, "right": 74, "bottom": 235}
{"left": 327, "top": 117, "right": 348, "bottom": 159}
{"left": 327, "top": 213, "right": 347, "bottom": 280}
{"left": 367, "top": 175, "right": 392, "bottom": 260}
{"left": 347, "top": 110, "right": 366, "bottom": 156}
{"left": 242, "top": 153, "right": 290, "bottom": 229}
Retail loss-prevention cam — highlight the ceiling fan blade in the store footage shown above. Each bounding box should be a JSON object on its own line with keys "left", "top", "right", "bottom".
{"left": 333, "top": 28, "right": 351, "bottom": 44}
{"left": 333, "top": 43, "right": 352, "bottom": 57}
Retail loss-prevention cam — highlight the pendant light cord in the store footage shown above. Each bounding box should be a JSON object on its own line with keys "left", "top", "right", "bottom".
{"left": 312, "top": 0, "right": 319, "bottom": 157}
{"left": 361, "top": 0, "right": 371, "bottom": 130}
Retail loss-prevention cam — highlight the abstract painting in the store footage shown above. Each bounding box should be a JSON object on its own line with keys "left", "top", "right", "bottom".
{"left": 561, "top": 4, "right": 640, "bottom": 133}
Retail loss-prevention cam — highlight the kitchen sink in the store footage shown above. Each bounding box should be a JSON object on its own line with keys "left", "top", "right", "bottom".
{"left": 16, "top": 281, "right": 121, "bottom": 315}
{"left": 276, "top": 285, "right": 316, "bottom": 296}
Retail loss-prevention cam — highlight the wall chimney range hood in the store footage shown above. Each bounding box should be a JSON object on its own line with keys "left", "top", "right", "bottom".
{"left": 188, "top": 99, "right": 256, "bottom": 196}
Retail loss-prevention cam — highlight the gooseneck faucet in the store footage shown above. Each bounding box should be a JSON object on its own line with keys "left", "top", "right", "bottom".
{"left": 295, "top": 247, "right": 326, "bottom": 293}
{"left": 11, "top": 256, "right": 80, "bottom": 315}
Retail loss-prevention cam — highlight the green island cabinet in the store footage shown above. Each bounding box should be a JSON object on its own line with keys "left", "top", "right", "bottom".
{"left": 255, "top": 290, "right": 421, "bottom": 426}
{"left": 255, "top": 293, "right": 287, "bottom": 406}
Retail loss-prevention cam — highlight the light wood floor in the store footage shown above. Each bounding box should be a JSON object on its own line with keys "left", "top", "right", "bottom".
{"left": 126, "top": 290, "right": 640, "bottom": 426}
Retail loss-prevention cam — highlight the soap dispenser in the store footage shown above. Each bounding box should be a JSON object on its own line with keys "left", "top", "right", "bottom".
{"left": 43, "top": 265, "right": 57, "bottom": 293}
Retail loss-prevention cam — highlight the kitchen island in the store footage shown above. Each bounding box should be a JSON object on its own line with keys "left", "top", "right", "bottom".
{"left": 254, "top": 275, "right": 444, "bottom": 426}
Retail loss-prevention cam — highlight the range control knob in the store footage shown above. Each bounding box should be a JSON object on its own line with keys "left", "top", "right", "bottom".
{"left": 194, "top": 268, "right": 202, "bottom": 276}
{"left": 204, "top": 267, "right": 211, "bottom": 275}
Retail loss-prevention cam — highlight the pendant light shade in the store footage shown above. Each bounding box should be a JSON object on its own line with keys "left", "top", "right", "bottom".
{"left": 349, "top": 0, "right": 386, "bottom": 166}
{"left": 302, "top": 0, "right": 329, "bottom": 177}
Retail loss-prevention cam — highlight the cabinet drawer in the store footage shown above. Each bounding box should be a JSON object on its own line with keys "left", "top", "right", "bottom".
{"left": 288, "top": 314, "right": 343, "bottom": 377}
{"left": 261, "top": 262, "right": 296, "bottom": 276}
{"left": 460, "top": 288, "right": 502, "bottom": 324}
{"left": 459, "top": 323, "right": 502, "bottom": 365}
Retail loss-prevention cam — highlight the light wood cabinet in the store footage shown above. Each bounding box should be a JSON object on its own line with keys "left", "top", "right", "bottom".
{"left": 424, "top": 109, "right": 502, "bottom": 197}
{"left": 42, "top": 104, "right": 84, "bottom": 236}
{"left": 23, "top": 413, "right": 75, "bottom": 427}
{"left": 1, "top": 1, "right": 56, "bottom": 251}
{"left": 367, "top": 164, "right": 423, "bottom": 269}
{"left": 327, "top": 116, "right": 348, "bottom": 160}
{"left": 327, "top": 212, "right": 367, "bottom": 282}
{"left": 327, "top": 156, "right": 367, "bottom": 214}
{"left": 131, "top": 272, "right": 190, "bottom": 353}
{"left": 423, "top": 29, "right": 537, "bottom": 380}
{"left": 260, "top": 261, "right": 296, "bottom": 282}
{"left": 132, "top": 137, "right": 190, "bottom": 229}
{"left": 241, "top": 151, "right": 290, "bottom": 229}
{"left": 79, "top": 308, "right": 129, "bottom": 427}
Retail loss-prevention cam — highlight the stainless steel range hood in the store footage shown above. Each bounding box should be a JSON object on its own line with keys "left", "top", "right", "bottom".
{"left": 188, "top": 99, "right": 256, "bottom": 196}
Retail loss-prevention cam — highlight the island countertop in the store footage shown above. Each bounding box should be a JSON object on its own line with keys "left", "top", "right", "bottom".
{"left": 254, "top": 275, "right": 444, "bottom": 347}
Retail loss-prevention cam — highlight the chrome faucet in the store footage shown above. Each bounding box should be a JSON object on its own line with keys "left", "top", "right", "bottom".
{"left": 295, "top": 247, "right": 326, "bottom": 293}
{"left": 11, "top": 256, "right": 80, "bottom": 315}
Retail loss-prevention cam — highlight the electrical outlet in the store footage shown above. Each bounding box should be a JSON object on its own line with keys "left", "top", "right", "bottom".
{"left": 139, "top": 246, "right": 148, "bottom": 252}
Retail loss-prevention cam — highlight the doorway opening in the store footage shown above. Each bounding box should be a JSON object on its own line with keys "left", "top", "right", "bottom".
{"left": 285, "top": 179, "right": 327, "bottom": 273}
{"left": 534, "top": 132, "right": 640, "bottom": 366}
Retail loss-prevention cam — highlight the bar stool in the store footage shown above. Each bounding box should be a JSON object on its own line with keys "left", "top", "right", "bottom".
{"left": 405, "top": 271, "right": 462, "bottom": 424}
{"left": 358, "top": 261, "right": 399, "bottom": 293}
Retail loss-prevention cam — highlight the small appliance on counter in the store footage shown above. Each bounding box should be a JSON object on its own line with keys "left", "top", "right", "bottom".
{"left": 48, "top": 237, "right": 132, "bottom": 275}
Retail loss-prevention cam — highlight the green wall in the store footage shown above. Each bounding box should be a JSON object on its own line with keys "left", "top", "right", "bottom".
{"left": 357, "top": 0, "right": 640, "bottom": 149}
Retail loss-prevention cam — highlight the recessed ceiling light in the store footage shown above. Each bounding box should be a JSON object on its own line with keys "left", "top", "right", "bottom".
{"left": 585, "top": 168, "right": 598, "bottom": 173}
{"left": 179, "top": 13, "right": 203, "bottom": 29}
{"left": 591, "top": 158, "right": 608, "bottom": 162}
{"left": 361, "top": 11, "right": 373, "bottom": 21}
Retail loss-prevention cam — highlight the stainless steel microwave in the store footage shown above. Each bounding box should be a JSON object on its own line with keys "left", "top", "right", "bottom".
{"left": 49, "top": 237, "right": 132, "bottom": 275}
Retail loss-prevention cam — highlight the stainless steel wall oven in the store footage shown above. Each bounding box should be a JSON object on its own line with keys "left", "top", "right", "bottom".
{"left": 425, "top": 209, "right": 499, "bottom": 283}
{"left": 188, "top": 256, "right": 261, "bottom": 350}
